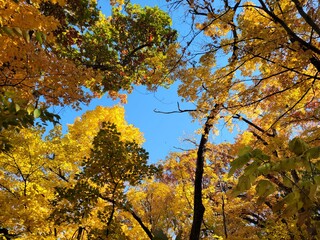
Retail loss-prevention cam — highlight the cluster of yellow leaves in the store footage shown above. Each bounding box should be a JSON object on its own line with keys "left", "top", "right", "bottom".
{"left": 0, "top": 0, "right": 98, "bottom": 110}
{"left": 122, "top": 142, "right": 285, "bottom": 239}
{"left": 0, "top": 106, "right": 145, "bottom": 239}
{"left": 176, "top": 0, "right": 320, "bottom": 138}
{"left": 119, "top": 0, "right": 320, "bottom": 238}
{"left": 0, "top": 1, "right": 59, "bottom": 31}
{"left": 68, "top": 105, "right": 144, "bottom": 148}
{"left": 0, "top": 127, "right": 60, "bottom": 238}
{"left": 110, "top": 0, "right": 125, "bottom": 6}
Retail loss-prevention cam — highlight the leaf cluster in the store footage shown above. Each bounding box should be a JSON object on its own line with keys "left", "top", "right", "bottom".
{"left": 229, "top": 138, "right": 320, "bottom": 235}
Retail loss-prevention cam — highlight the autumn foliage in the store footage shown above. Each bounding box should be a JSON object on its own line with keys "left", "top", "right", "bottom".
{"left": 0, "top": 0, "right": 320, "bottom": 239}
{"left": 0, "top": 0, "right": 177, "bottom": 149}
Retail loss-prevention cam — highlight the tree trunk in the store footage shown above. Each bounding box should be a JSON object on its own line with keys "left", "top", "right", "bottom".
{"left": 190, "top": 105, "right": 219, "bottom": 240}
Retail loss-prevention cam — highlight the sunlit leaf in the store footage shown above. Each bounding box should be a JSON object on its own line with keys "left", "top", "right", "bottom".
{"left": 34, "top": 109, "right": 41, "bottom": 118}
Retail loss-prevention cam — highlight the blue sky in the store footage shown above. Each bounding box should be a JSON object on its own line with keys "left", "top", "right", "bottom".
{"left": 53, "top": 0, "right": 237, "bottom": 163}
{"left": 54, "top": 83, "right": 203, "bottom": 163}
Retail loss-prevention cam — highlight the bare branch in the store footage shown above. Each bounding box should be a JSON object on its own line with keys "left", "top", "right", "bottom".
{"left": 233, "top": 114, "right": 275, "bottom": 137}
{"left": 154, "top": 102, "right": 197, "bottom": 114}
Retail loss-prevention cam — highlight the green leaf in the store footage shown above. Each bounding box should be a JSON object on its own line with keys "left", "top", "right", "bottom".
{"left": 27, "top": 105, "right": 34, "bottom": 115}
{"left": 284, "top": 191, "right": 300, "bottom": 205}
{"left": 153, "top": 229, "right": 168, "bottom": 240}
{"left": 251, "top": 148, "right": 263, "bottom": 157}
{"left": 305, "top": 147, "right": 320, "bottom": 160}
{"left": 2, "top": 27, "right": 14, "bottom": 37}
{"left": 273, "top": 199, "right": 285, "bottom": 212}
{"left": 12, "top": 27, "right": 22, "bottom": 37}
{"left": 35, "top": 31, "right": 43, "bottom": 44}
{"left": 257, "top": 163, "right": 271, "bottom": 175}
{"left": 228, "top": 152, "right": 252, "bottom": 177}
{"left": 283, "top": 202, "right": 298, "bottom": 217}
{"left": 243, "top": 161, "right": 260, "bottom": 177}
{"left": 314, "top": 175, "right": 320, "bottom": 185}
{"left": 308, "top": 184, "right": 317, "bottom": 201}
{"left": 279, "top": 157, "right": 297, "bottom": 171}
{"left": 231, "top": 174, "right": 256, "bottom": 197}
{"left": 256, "top": 180, "right": 275, "bottom": 198}
{"left": 8, "top": 102, "right": 15, "bottom": 112}
{"left": 289, "top": 138, "right": 309, "bottom": 156}
{"left": 231, "top": 188, "right": 243, "bottom": 198}
{"left": 238, "top": 175, "right": 252, "bottom": 192}
{"left": 251, "top": 148, "right": 270, "bottom": 161}
{"left": 33, "top": 109, "right": 41, "bottom": 118}
{"left": 15, "top": 103, "right": 20, "bottom": 112}
{"left": 283, "top": 177, "right": 293, "bottom": 188}
{"left": 40, "top": 32, "right": 47, "bottom": 42}
{"left": 4, "top": 91, "right": 14, "bottom": 98}
{"left": 238, "top": 146, "right": 252, "bottom": 156}
{"left": 274, "top": 191, "right": 301, "bottom": 215}
{"left": 22, "top": 30, "right": 30, "bottom": 43}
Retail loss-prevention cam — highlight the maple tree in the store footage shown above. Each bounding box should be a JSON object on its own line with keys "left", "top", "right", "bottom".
{"left": 0, "top": 0, "right": 177, "bottom": 149}
{"left": 0, "top": 106, "right": 158, "bottom": 239}
{"left": 162, "top": 0, "right": 320, "bottom": 239}
{"left": 123, "top": 143, "right": 283, "bottom": 240}
{"left": 1, "top": 0, "right": 320, "bottom": 239}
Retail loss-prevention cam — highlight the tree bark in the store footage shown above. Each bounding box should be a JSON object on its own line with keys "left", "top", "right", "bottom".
{"left": 190, "top": 105, "right": 219, "bottom": 240}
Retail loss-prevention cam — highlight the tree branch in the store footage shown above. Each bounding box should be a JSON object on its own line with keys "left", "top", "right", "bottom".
{"left": 125, "top": 205, "right": 154, "bottom": 240}
{"left": 154, "top": 102, "right": 197, "bottom": 114}
{"left": 258, "top": 0, "right": 320, "bottom": 55}
{"left": 291, "top": 0, "right": 320, "bottom": 37}
{"left": 99, "top": 194, "right": 153, "bottom": 240}
{"left": 233, "top": 114, "right": 275, "bottom": 137}
{"left": 268, "top": 80, "right": 313, "bottom": 130}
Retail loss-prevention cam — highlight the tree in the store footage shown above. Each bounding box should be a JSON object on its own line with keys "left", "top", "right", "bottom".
{"left": 0, "top": 106, "right": 157, "bottom": 239}
{"left": 0, "top": 0, "right": 178, "bottom": 149}
{"left": 0, "top": 127, "right": 54, "bottom": 239}
{"left": 124, "top": 142, "right": 281, "bottom": 239}
{"left": 1, "top": 0, "right": 320, "bottom": 239}
{"left": 174, "top": 0, "right": 319, "bottom": 126}
{"left": 229, "top": 137, "right": 320, "bottom": 238}
{"left": 164, "top": 0, "right": 320, "bottom": 238}
{"left": 52, "top": 123, "right": 159, "bottom": 239}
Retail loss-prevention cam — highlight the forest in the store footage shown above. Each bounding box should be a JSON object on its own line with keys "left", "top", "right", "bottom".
{"left": 0, "top": 0, "right": 319, "bottom": 239}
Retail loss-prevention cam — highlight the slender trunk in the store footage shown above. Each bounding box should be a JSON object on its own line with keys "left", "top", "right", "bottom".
{"left": 190, "top": 105, "right": 219, "bottom": 240}
{"left": 221, "top": 193, "right": 228, "bottom": 239}
{"left": 99, "top": 194, "right": 154, "bottom": 240}
{"left": 126, "top": 207, "right": 154, "bottom": 240}
{"left": 77, "top": 227, "right": 84, "bottom": 240}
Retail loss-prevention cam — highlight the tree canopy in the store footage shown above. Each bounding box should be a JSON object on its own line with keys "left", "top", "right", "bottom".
{"left": 0, "top": 0, "right": 319, "bottom": 239}
{"left": 0, "top": 0, "right": 178, "bottom": 149}
{"left": 169, "top": 0, "right": 320, "bottom": 238}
